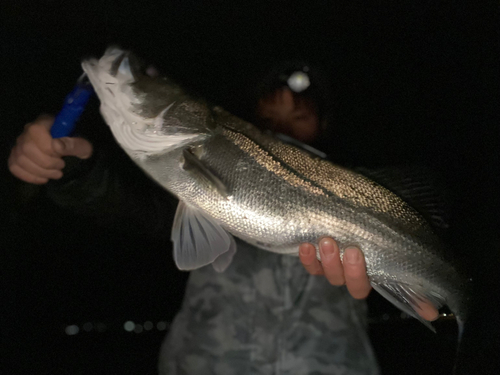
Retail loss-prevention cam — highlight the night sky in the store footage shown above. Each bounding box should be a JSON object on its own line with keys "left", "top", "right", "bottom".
{"left": 1, "top": 1, "right": 499, "bottom": 374}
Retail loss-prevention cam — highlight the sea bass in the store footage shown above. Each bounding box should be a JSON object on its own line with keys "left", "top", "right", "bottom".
{"left": 82, "top": 47, "right": 469, "bottom": 331}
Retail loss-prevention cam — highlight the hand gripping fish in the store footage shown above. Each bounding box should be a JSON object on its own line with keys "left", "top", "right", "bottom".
{"left": 82, "top": 47, "right": 470, "bottom": 334}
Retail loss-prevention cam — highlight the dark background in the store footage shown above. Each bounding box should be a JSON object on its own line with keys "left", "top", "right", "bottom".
{"left": 1, "top": 1, "right": 499, "bottom": 374}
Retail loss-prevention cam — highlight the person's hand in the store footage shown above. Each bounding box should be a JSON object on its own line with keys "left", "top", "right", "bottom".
{"left": 299, "top": 237, "right": 439, "bottom": 321}
{"left": 8, "top": 115, "right": 93, "bottom": 184}
{"left": 300, "top": 238, "right": 372, "bottom": 299}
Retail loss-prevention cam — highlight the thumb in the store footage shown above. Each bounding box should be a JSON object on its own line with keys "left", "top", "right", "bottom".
{"left": 52, "top": 137, "right": 93, "bottom": 159}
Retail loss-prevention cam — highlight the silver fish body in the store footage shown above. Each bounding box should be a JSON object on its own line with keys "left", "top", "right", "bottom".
{"left": 82, "top": 47, "right": 469, "bottom": 329}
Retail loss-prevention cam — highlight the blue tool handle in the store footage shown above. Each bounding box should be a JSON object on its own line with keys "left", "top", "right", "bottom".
{"left": 50, "top": 78, "right": 94, "bottom": 139}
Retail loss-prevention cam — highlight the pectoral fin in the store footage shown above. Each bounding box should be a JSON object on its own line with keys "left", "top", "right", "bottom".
{"left": 171, "top": 201, "right": 235, "bottom": 271}
{"left": 371, "top": 280, "right": 445, "bottom": 332}
{"left": 182, "top": 148, "right": 229, "bottom": 198}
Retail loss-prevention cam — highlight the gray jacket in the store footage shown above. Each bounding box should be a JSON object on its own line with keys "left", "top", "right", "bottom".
{"left": 159, "top": 240, "right": 379, "bottom": 375}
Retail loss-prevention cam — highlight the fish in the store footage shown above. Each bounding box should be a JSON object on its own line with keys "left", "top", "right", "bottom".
{"left": 81, "top": 46, "right": 470, "bottom": 333}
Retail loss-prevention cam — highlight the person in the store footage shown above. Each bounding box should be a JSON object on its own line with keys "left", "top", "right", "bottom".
{"left": 8, "top": 61, "right": 437, "bottom": 374}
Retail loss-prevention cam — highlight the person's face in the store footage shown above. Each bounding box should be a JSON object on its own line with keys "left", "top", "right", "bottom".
{"left": 256, "top": 88, "right": 320, "bottom": 144}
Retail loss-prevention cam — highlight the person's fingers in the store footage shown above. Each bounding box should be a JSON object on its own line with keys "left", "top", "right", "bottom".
{"left": 343, "top": 247, "right": 372, "bottom": 299}
{"left": 299, "top": 243, "right": 324, "bottom": 275}
{"left": 415, "top": 300, "right": 439, "bottom": 321}
{"left": 52, "top": 137, "right": 93, "bottom": 159}
{"left": 8, "top": 115, "right": 85, "bottom": 185}
{"left": 7, "top": 162, "right": 49, "bottom": 184}
{"left": 26, "top": 116, "right": 93, "bottom": 159}
{"left": 35, "top": 114, "right": 56, "bottom": 128}
{"left": 25, "top": 120, "right": 56, "bottom": 156}
{"left": 319, "top": 238, "right": 346, "bottom": 286}
{"left": 12, "top": 151, "right": 63, "bottom": 180}
{"left": 24, "top": 114, "right": 54, "bottom": 132}
{"left": 8, "top": 140, "right": 62, "bottom": 183}
{"left": 19, "top": 140, "right": 65, "bottom": 170}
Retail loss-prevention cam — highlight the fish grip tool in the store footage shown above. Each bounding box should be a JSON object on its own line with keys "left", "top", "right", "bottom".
{"left": 50, "top": 73, "right": 94, "bottom": 138}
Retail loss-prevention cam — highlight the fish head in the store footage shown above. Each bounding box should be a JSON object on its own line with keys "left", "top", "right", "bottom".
{"left": 82, "top": 47, "right": 211, "bottom": 157}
